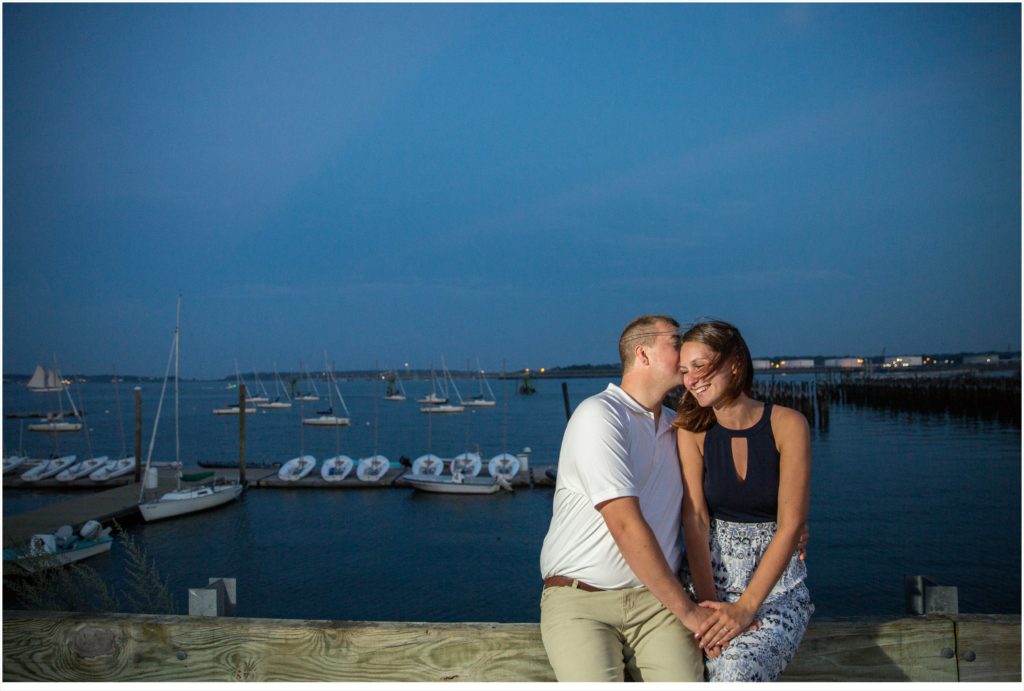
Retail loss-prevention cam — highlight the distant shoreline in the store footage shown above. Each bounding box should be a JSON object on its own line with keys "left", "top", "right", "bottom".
{"left": 2, "top": 360, "right": 1019, "bottom": 384}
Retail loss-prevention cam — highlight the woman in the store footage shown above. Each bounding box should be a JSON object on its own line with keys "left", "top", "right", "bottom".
{"left": 674, "top": 320, "right": 813, "bottom": 681}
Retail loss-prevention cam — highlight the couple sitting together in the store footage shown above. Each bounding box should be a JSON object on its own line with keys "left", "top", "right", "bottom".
{"left": 539, "top": 315, "right": 813, "bottom": 682}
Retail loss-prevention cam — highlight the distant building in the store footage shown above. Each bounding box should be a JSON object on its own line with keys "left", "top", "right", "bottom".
{"left": 963, "top": 354, "right": 1000, "bottom": 365}
{"left": 824, "top": 358, "right": 864, "bottom": 368}
{"left": 779, "top": 359, "right": 814, "bottom": 368}
{"left": 883, "top": 355, "right": 923, "bottom": 368}
{"left": 752, "top": 359, "right": 773, "bottom": 370}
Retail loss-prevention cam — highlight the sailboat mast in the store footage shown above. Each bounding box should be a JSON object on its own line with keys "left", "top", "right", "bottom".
{"left": 174, "top": 294, "right": 181, "bottom": 468}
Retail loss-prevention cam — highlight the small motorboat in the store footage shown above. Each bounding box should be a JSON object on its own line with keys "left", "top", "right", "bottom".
{"left": 3, "top": 520, "right": 113, "bottom": 574}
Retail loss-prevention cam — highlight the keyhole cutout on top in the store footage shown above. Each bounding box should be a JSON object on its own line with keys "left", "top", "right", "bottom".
{"left": 731, "top": 437, "right": 748, "bottom": 482}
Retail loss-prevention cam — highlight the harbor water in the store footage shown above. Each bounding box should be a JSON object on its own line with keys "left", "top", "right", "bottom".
{"left": 3, "top": 376, "right": 1020, "bottom": 621}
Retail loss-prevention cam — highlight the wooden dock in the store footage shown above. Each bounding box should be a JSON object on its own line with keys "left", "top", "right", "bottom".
{"left": 1, "top": 468, "right": 276, "bottom": 548}
{"left": 2, "top": 610, "right": 1018, "bottom": 682}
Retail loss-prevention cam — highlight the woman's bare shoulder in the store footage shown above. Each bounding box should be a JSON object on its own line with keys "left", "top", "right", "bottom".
{"left": 769, "top": 403, "right": 810, "bottom": 436}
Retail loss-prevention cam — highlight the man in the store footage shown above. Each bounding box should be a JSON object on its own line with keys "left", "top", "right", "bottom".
{"left": 539, "top": 314, "right": 710, "bottom": 682}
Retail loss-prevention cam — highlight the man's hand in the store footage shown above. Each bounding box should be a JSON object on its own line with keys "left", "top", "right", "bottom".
{"left": 797, "top": 524, "right": 810, "bottom": 561}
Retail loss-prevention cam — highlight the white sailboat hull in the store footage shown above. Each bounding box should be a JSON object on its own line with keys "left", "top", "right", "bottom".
{"left": 302, "top": 416, "right": 350, "bottom": 426}
{"left": 28, "top": 420, "right": 82, "bottom": 432}
{"left": 139, "top": 483, "right": 243, "bottom": 522}
{"left": 420, "top": 405, "right": 465, "bottom": 414}
{"left": 213, "top": 407, "right": 256, "bottom": 415}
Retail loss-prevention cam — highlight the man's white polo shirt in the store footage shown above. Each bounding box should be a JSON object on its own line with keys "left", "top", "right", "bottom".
{"left": 539, "top": 383, "right": 684, "bottom": 590}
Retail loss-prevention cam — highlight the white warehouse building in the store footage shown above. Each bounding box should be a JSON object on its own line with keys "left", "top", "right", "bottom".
{"left": 824, "top": 358, "right": 864, "bottom": 368}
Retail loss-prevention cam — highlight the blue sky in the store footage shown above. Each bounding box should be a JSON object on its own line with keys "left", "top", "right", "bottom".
{"left": 3, "top": 3, "right": 1020, "bottom": 378}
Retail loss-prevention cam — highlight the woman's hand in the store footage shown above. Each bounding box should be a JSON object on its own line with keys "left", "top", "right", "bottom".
{"left": 693, "top": 600, "right": 758, "bottom": 651}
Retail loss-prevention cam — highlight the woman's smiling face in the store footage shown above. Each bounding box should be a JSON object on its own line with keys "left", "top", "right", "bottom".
{"left": 679, "top": 340, "right": 733, "bottom": 408}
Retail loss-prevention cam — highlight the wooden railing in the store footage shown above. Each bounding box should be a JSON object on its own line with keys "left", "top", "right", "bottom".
{"left": 2, "top": 610, "right": 1018, "bottom": 682}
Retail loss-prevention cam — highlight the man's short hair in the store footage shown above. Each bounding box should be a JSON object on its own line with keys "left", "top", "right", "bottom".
{"left": 618, "top": 314, "right": 680, "bottom": 371}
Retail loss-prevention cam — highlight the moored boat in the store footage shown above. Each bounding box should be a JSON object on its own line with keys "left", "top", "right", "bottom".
{"left": 3, "top": 520, "right": 113, "bottom": 574}
{"left": 404, "top": 473, "right": 506, "bottom": 495}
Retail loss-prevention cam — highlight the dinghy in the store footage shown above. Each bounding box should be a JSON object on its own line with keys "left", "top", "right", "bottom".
{"left": 89, "top": 456, "right": 136, "bottom": 481}
{"left": 488, "top": 453, "right": 521, "bottom": 479}
{"left": 56, "top": 456, "right": 109, "bottom": 482}
{"left": 3, "top": 456, "right": 30, "bottom": 475}
{"left": 451, "top": 452, "right": 483, "bottom": 478}
{"left": 20, "top": 455, "right": 77, "bottom": 482}
{"left": 411, "top": 454, "right": 444, "bottom": 476}
{"left": 320, "top": 455, "right": 355, "bottom": 481}
{"left": 356, "top": 455, "right": 390, "bottom": 482}
{"left": 278, "top": 455, "right": 317, "bottom": 481}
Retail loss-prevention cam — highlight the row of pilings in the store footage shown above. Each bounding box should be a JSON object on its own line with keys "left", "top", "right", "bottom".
{"left": 753, "top": 380, "right": 829, "bottom": 431}
{"left": 817, "top": 372, "right": 1021, "bottom": 425}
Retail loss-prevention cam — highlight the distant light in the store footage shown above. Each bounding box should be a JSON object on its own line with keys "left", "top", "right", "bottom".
{"left": 540, "top": 368, "right": 546, "bottom": 373}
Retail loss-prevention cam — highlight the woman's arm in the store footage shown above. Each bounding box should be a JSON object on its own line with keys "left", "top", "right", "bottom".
{"left": 678, "top": 428, "right": 717, "bottom": 603}
{"left": 694, "top": 406, "right": 811, "bottom": 651}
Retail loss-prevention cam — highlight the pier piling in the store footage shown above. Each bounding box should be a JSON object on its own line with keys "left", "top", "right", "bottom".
{"left": 239, "top": 385, "right": 246, "bottom": 485}
{"left": 133, "top": 387, "right": 142, "bottom": 483}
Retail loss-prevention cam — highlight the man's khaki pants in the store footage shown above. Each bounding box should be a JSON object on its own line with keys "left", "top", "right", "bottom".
{"left": 540, "top": 584, "right": 704, "bottom": 682}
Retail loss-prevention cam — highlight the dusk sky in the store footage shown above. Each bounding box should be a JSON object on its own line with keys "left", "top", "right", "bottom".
{"left": 3, "top": 3, "right": 1020, "bottom": 379}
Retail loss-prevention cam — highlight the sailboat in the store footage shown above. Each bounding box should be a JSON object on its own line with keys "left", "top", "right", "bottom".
{"left": 302, "top": 356, "right": 351, "bottom": 426}
{"left": 27, "top": 364, "right": 83, "bottom": 432}
{"left": 415, "top": 363, "right": 449, "bottom": 404}
{"left": 257, "top": 365, "right": 293, "bottom": 409}
{"left": 420, "top": 357, "right": 465, "bottom": 414}
{"left": 26, "top": 365, "right": 63, "bottom": 392}
{"left": 383, "top": 370, "right": 408, "bottom": 401}
{"left": 139, "top": 297, "right": 244, "bottom": 522}
{"left": 248, "top": 366, "right": 270, "bottom": 404}
{"left": 463, "top": 362, "right": 497, "bottom": 407}
{"left": 293, "top": 363, "right": 322, "bottom": 401}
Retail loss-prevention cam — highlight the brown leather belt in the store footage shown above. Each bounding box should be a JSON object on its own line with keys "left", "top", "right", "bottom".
{"left": 543, "top": 575, "right": 605, "bottom": 592}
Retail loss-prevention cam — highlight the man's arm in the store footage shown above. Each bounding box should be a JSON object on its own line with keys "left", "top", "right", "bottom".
{"left": 598, "top": 496, "right": 712, "bottom": 633}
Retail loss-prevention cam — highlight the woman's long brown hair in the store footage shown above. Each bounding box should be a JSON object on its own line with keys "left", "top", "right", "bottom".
{"left": 672, "top": 320, "right": 754, "bottom": 433}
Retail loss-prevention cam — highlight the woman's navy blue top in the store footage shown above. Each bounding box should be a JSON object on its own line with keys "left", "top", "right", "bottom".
{"left": 703, "top": 402, "right": 780, "bottom": 523}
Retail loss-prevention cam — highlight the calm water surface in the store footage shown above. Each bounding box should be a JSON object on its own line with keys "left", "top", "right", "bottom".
{"left": 3, "top": 377, "right": 1020, "bottom": 620}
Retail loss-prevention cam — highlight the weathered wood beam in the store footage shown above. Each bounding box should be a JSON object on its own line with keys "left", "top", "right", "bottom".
{"left": 3, "top": 611, "right": 1019, "bottom": 682}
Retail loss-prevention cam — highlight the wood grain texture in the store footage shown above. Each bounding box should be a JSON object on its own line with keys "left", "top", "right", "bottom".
{"left": 4, "top": 611, "right": 1019, "bottom": 682}
{"left": 956, "top": 614, "right": 1022, "bottom": 682}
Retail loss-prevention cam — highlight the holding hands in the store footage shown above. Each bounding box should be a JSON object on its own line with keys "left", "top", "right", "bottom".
{"left": 693, "top": 600, "right": 759, "bottom": 652}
